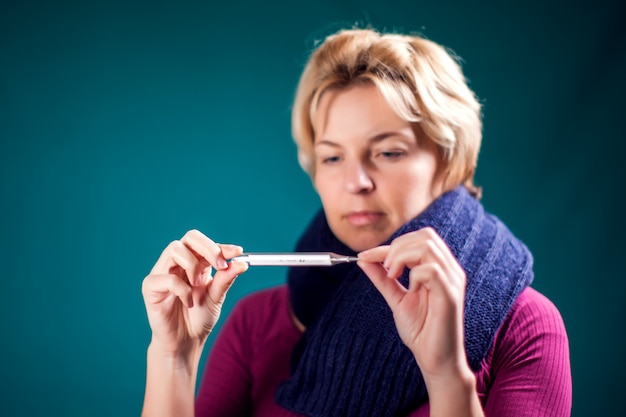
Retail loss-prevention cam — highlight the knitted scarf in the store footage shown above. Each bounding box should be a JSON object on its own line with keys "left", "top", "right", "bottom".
{"left": 275, "top": 186, "right": 534, "bottom": 416}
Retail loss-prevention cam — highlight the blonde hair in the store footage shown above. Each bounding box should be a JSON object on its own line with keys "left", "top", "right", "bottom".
{"left": 291, "top": 28, "right": 483, "bottom": 197}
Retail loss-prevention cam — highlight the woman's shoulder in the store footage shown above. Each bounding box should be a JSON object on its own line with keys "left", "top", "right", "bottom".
{"left": 489, "top": 286, "right": 571, "bottom": 376}
{"left": 478, "top": 288, "right": 572, "bottom": 415}
{"left": 503, "top": 286, "right": 567, "bottom": 336}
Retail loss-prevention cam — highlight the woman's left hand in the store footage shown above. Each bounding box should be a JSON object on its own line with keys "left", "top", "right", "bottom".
{"left": 357, "top": 227, "right": 469, "bottom": 381}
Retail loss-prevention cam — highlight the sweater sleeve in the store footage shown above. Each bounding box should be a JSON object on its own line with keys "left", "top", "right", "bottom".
{"left": 195, "top": 296, "right": 254, "bottom": 417}
{"left": 483, "top": 287, "right": 572, "bottom": 416}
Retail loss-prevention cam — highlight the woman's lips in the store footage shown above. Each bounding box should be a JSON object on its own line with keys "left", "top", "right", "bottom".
{"left": 345, "top": 211, "right": 384, "bottom": 226}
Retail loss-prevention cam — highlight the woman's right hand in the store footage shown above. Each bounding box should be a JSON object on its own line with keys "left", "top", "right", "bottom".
{"left": 141, "top": 229, "right": 248, "bottom": 357}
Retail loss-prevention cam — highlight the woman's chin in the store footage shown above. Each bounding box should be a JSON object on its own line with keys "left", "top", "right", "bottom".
{"left": 341, "top": 232, "right": 391, "bottom": 253}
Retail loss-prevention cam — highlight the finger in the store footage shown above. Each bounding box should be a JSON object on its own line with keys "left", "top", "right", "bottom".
{"left": 142, "top": 273, "right": 194, "bottom": 308}
{"left": 419, "top": 228, "right": 464, "bottom": 275}
{"left": 171, "top": 242, "right": 206, "bottom": 286}
{"left": 218, "top": 243, "right": 245, "bottom": 260}
{"left": 207, "top": 261, "right": 249, "bottom": 305}
{"left": 357, "top": 245, "right": 390, "bottom": 263}
{"left": 152, "top": 239, "right": 197, "bottom": 274}
{"left": 383, "top": 239, "right": 424, "bottom": 280}
{"left": 180, "top": 229, "right": 230, "bottom": 271}
{"left": 358, "top": 260, "right": 405, "bottom": 309}
{"left": 380, "top": 232, "right": 426, "bottom": 279}
{"left": 415, "top": 231, "right": 466, "bottom": 288}
{"left": 407, "top": 262, "right": 464, "bottom": 306}
{"left": 384, "top": 238, "right": 437, "bottom": 279}
{"left": 151, "top": 240, "right": 203, "bottom": 285}
{"left": 195, "top": 243, "right": 245, "bottom": 286}
{"left": 385, "top": 229, "right": 460, "bottom": 281}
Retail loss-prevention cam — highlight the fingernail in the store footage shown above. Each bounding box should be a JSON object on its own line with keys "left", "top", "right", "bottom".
{"left": 217, "top": 258, "right": 228, "bottom": 269}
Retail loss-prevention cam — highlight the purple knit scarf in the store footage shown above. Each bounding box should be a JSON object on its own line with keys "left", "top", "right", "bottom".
{"left": 274, "top": 186, "right": 534, "bottom": 416}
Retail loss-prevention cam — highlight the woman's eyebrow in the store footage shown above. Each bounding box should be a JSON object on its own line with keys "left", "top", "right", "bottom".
{"left": 369, "top": 131, "right": 401, "bottom": 144}
{"left": 314, "top": 139, "right": 341, "bottom": 148}
{"left": 315, "top": 131, "right": 407, "bottom": 147}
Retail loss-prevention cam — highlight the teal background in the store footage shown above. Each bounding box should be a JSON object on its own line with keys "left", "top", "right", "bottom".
{"left": 1, "top": 0, "right": 624, "bottom": 416}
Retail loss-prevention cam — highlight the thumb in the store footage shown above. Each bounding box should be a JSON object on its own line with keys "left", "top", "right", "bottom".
{"left": 207, "top": 261, "right": 248, "bottom": 305}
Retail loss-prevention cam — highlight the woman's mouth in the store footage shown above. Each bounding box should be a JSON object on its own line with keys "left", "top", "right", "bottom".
{"left": 345, "top": 211, "right": 385, "bottom": 226}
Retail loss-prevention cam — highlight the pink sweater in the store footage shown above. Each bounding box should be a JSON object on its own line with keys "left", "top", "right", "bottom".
{"left": 196, "top": 286, "right": 571, "bottom": 416}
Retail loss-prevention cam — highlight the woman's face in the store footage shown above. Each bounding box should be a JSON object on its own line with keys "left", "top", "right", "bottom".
{"left": 312, "top": 84, "right": 445, "bottom": 252}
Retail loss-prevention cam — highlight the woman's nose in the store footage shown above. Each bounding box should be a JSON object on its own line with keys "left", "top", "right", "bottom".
{"left": 344, "top": 161, "right": 374, "bottom": 194}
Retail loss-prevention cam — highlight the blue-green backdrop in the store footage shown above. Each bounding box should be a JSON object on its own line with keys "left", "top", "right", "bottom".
{"left": 1, "top": 0, "right": 624, "bottom": 416}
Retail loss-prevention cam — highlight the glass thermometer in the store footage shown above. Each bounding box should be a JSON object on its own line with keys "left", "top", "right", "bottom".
{"left": 230, "top": 252, "right": 359, "bottom": 266}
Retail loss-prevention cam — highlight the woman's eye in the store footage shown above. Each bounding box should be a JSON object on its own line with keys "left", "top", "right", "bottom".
{"left": 377, "top": 150, "right": 406, "bottom": 160}
{"left": 321, "top": 156, "right": 341, "bottom": 164}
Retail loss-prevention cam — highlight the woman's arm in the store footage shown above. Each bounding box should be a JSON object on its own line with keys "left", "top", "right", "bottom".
{"left": 142, "top": 341, "right": 204, "bottom": 417}
{"left": 140, "top": 230, "right": 248, "bottom": 417}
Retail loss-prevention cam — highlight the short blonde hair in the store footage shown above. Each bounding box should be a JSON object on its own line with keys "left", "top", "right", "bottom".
{"left": 291, "top": 28, "right": 483, "bottom": 197}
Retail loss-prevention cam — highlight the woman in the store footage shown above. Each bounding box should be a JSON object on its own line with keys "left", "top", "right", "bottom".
{"left": 141, "top": 28, "right": 572, "bottom": 416}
